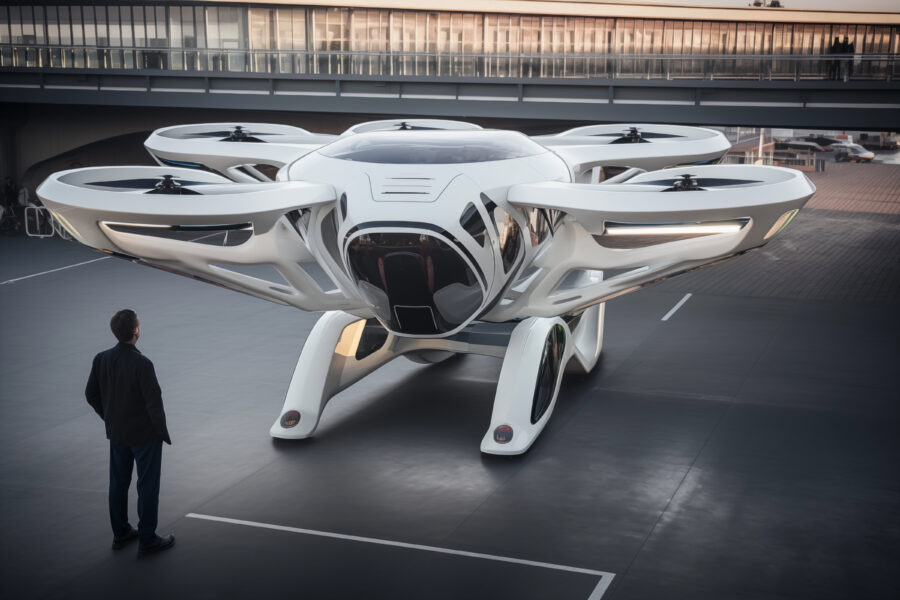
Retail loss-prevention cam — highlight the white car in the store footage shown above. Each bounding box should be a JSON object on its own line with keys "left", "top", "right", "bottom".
{"left": 833, "top": 142, "right": 875, "bottom": 162}
{"left": 37, "top": 121, "right": 815, "bottom": 455}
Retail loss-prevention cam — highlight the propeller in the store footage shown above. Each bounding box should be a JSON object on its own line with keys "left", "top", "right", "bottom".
{"left": 637, "top": 174, "right": 762, "bottom": 191}
{"left": 397, "top": 121, "right": 441, "bottom": 131}
{"left": 86, "top": 174, "right": 205, "bottom": 195}
{"left": 177, "top": 125, "right": 274, "bottom": 142}
{"left": 667, "top": 173, "right": 702, "bottom": 191}
{"left": 594, "top": 127, "right": 683, "bottom": 143}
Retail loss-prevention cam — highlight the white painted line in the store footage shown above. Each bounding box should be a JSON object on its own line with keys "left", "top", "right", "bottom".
{"left": 187, "top": 512, "right": 615, "bottom": 598}
{"left": 613, "top": 99, "right": 693, "bottom": 105}
{"left": 342, "top": 92, "right": 401, "bottom": 98}
{"left": 457, "top": 95, "right": 517, "bottom": 101}
{"left": 524, "top": 97, "right": 608, "bottom": 104}
{"left": 661, "top": 292, "right": 692, "bottom": 321}
{"left": 273, "top": 91, "right": 335, "bottom": 96}
{"left": 151, "top": 87, "right": 205, "bottom": 93}
{"left": 700, "top": 100, "right": 803, "bottom": 107}
{"left": 400, "top": 94, "right": 456, "bottom": 100}
{"left": 209, "top": 89, "right": 269, "bottom": 95}
{"left": 0, "top": 256, "right": 110, "bottom": 286}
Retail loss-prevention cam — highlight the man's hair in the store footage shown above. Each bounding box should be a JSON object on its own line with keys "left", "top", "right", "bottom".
{"left": 110, "top": 309, "right": 138, "bottom": 343}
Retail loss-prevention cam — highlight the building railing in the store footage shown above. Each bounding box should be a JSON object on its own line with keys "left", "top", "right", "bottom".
{"left": 1, "top": 45, "right": 897, "bottom": 82}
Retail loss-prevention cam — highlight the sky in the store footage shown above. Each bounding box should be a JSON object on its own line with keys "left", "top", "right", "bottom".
{"left": 613, "top": 0, "right": 899, "bottom": 10}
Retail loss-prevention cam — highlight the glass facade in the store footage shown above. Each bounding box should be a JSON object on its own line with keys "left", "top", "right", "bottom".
{"left": 0, "top": 3, "right": 897, "bottom": 80}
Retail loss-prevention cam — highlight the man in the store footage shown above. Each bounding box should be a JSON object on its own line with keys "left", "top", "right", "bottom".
{"left": 2, "top": 176, "right": 16, "bottom": 227}
{"left": 844, "top": 36, "right": 855, "bottom": 79}
{"left": 85, "top": 309, "right": 175, "bottom": 555}
{"left": 838, "top": 36, "right": 850, "bottom": 81}
{"left": 2, "top": 176, "right": 15, "bottom": 207}
{"left": 828, "top": 36, "right": 841, "bottom": 80}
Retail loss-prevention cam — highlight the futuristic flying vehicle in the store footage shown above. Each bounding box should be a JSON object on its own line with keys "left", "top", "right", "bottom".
{"left": 38, "top": 120, "right": 815, "bottom": 455}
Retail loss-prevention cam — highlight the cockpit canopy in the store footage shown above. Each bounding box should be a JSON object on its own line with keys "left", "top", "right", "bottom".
{"left": 319, "top": 130, "right": 547, "bottom": 164}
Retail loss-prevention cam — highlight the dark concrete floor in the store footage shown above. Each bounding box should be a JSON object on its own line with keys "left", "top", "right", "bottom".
{"left": 1, "top": 201, "right": 898, "bottom": 599}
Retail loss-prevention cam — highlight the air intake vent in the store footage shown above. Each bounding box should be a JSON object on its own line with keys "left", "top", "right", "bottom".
{"left": 369, "top": 173, "right": 456, "bottom": 202}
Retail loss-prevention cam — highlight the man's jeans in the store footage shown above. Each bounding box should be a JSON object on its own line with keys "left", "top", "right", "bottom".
{"left": 109, "top": 440, "right": 162, "bottom": 543}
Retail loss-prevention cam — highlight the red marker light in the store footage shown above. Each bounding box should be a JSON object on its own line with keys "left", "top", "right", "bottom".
{"left": 280, "top": 410, "right": 301, "bottom": 428}
{"left": 494, "top": 424, "right": 513, "bottom": 444}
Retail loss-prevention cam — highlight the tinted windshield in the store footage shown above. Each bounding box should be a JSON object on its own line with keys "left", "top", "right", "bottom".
{"left": 320, "top": 130, "right": 546, "bottom": 164}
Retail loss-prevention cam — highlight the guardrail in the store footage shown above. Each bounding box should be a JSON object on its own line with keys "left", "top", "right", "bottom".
{"left": 1, "top": 45, "right": 897, "bottom": 82}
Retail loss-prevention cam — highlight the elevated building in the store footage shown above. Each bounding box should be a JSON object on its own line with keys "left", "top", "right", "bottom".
{"left": 1, "top": 1, "right": 898, "bottom": 179}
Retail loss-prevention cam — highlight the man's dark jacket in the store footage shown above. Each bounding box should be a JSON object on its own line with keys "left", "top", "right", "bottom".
{"left": 85, "top": 342, "right": 171, "bottom": 445}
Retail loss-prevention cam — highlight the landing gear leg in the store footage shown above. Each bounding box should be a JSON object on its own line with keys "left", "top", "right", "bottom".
{"left": 566, "top": 303, "right": 605, "bottom": 374}
{"left": 270, "top": 312, "right": 396, "bottom": 439}
{"left": 480, "top": 317, "right": 571, "bottom": 455}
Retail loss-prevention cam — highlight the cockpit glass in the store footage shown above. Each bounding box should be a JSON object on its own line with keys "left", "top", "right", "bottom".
{"left": 319, "top": 131, "right": 547, "bottom": 164}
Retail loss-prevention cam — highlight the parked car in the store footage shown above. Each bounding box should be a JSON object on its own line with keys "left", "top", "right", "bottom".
{"left": 833, "top": 143, "right": 875, "bottom": 162}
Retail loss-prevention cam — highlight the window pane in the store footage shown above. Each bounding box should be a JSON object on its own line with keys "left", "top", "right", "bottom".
{"left": 84, "top": 6, "right": 96, "bottom": 46}
{"left": 71, "top": 6, "right": 83, "bottom": 46}
{"left": 182, "top": 8, "right": 196, "bottom": 48}
{"left": 170, "top": 7, "right": 183, "bottom": 48}
{"left": 276, "top": 8, "right": 292, "bottom": 50}
{"left": 193, "top": 7, "right": 205, "bottom": 48}
{"left": 0, "top": 7, "right": 8, "bottom": 45}
{"left": 58, "top": 6, "right": 71, "bottom": 46}
{"left": 133, "top": 6, "right": 145, "bottom": 47}
{"left": 292, "top": 8, "right": 305, "bottom": 51}
{"left": 9, "top": 6, "right": 22, "bottom": 44}
{"left": 34, "top": 6, "right": 46, "bottom": 45}
{"left": 120, "top": 6, "right": 132, "bottom": 47}
{"left": 207, "top": 8, "right": 220, "bottom": 48}
{"left": 46, "top": 6, "right": 58, "bottom": 45}
{"left": 144, "top": 7, "right": 156, "bottom": 43}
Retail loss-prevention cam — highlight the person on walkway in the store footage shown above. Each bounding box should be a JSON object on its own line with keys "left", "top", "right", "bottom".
{"left": 85, "top": 309, "right": 175, "bottom": 555}
{"left": 2, "top": 176, "right": 17, "bottom": 227}
{"left": 844, "top": 36, "right": 855, "bottom": 79}
{"left": 828, "top": 36, "right": 841, "bottom": 80}
{"left": 838, "top": 36, "right": 850, "bottom": 80}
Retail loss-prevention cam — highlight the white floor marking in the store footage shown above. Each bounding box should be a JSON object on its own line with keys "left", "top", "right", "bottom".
{"left": 187, "top": 512, "right": 615, "bottom": 598}
{"left": 661, "top": 293, "right": 693, "bottom": 321}
{"left": 0, "top": 256, "right": 111, "bottom": 286}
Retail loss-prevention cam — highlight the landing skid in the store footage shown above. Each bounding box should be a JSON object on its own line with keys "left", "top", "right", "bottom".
{"left": 270, "top": 304, "right": 604, "bottom": 455}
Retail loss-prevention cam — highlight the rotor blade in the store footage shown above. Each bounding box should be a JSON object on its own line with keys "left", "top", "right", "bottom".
{"left": 181, "top": 130, "right": 284, "bottom": 139}
{"left": 609, "top": 137, "right": 650, "bottom": 144}
{"left": 219, "top": 136, "right": 267, "bottom": 143}
{"left": 144, "top": 187, "right": 202, "bottom": 195}
{"left": 591, "top": 132, "right": 683, "bottom": 139}
{"left": 86, "top": 178, "right": 214, "bottom": 189}
{"left": 179, "top": 130, "right": 235, "bottom": 138}
{"left": 633, "top": 132, "right": 684, "bottom": 139}
{"left": 637, "top": 178, "right": 762, "bottom": 187}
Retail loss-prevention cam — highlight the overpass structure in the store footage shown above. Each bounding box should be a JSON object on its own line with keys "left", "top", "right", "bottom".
{"left": 1, "top": 1, "right": 899, "bottom": 178}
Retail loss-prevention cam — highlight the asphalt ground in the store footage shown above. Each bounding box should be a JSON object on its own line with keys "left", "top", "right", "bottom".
{"left": 1, "top": 172, "right": 898, "bottom": 599}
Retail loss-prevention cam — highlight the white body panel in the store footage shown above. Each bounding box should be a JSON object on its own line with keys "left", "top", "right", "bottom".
{"left": 37, "top": 121, "right": 814, "bottom": 455}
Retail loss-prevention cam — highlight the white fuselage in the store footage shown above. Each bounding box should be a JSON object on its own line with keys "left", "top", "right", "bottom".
{"left": 284, "top": 130, "right": 571, "bottom": 337}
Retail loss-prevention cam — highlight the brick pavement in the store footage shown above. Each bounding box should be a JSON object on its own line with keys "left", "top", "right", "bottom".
{"left": 653, "top": 163, "right": 900, "bottom": 303}
{"left": 805, "top": 163, "right": 900, "bottom": 215}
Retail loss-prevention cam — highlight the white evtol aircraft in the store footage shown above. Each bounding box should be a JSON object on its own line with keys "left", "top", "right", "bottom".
{"left": 38, "top": 120, "right": 814, "bottom": 455}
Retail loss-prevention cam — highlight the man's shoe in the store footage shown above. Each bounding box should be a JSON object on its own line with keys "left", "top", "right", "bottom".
{"left": 111, "top": 527, "right": 139, "bottom": 550}
{"left": 137, "top": 534, "right": 175, "bottom": 556}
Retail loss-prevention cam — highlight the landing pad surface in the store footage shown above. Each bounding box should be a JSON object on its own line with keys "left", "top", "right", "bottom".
{"left": 1, "top": 166, "right": 898, "bottom": 599}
